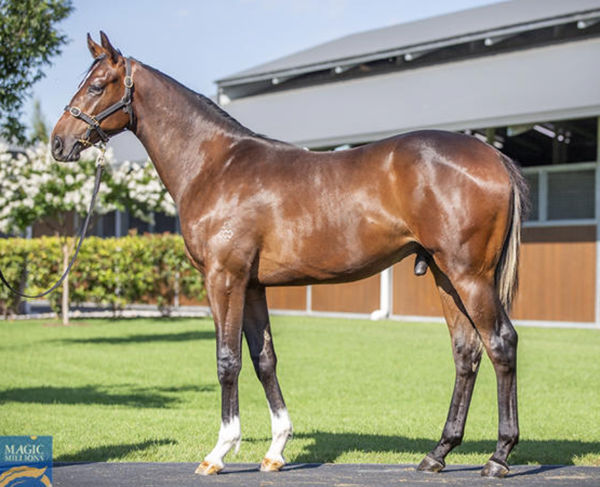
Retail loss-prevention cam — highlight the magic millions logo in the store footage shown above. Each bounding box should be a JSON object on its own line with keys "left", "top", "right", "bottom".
{"left": 0, "top": 437, "right": 52, "bottom": 487}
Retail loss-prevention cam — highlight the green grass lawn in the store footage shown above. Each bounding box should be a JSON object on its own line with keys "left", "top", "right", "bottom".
{"left": 0, "top": 315, "right": 599, "bottom": 466}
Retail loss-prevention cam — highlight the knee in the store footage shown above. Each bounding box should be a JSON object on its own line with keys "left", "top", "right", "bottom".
{"left": 252, "top": 351, "right": 277, "bottom": 381}
{"left": 217, "top": 347, "right": 241, "bottom": 386}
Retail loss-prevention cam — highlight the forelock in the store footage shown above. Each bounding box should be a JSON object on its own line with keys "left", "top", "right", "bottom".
{"left": 78, "top": 54, "right": 107, "bottom": 89}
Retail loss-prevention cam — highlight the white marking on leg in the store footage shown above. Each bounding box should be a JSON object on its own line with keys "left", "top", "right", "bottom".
{"left": 263, "top": 329, "right": 271, "bottom": 342}
{"left": 265, "top": 408, "right": 293, "bottom": 463}
{"left": 204, "top": 416, "right": 241, "bottom": 468}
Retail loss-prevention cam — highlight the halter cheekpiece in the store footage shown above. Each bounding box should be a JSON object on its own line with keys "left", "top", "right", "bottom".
{"left": 64, "top": 57, "right": 134, "bottom": 145}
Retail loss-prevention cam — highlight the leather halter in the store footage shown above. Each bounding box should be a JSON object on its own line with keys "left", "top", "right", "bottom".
{"left": 64, "top": 57, "right": 134, "bottom": 145}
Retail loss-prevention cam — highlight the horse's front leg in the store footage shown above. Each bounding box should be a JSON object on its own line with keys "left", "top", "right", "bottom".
{"left": 196, "top": 268, "right": 248, "bottom": 476}
{"left": 243, "top": 285, "right": 293, "bottom": 472}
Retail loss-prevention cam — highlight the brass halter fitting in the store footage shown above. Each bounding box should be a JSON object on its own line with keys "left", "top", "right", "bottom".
{"left": 96, "top": 143, "right": 106, "bottom": 168}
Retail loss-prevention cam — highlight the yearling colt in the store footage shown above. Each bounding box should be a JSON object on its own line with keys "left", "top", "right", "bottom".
{"left": 51, "top": 33, "right": 526, "bottom": 478}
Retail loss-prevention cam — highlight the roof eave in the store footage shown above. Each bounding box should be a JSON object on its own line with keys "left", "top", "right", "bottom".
{"left": 216, "top": 8, "right": 600, "bottom": 88}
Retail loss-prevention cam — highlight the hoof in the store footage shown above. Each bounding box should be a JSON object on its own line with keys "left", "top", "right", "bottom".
{"left": 260, "top": 457, "right": 285, "bottom": 472}
{"left": 416, "top": 455, "right": 445, "bottom": 473}
{"left": 195, "top": 460, "right": 223, "bottom": 476}
{"left": 481, "top": 459, "right": 509, "bottom": 478}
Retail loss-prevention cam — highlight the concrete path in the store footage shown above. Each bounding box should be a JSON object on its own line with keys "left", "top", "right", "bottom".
{"left": 53, "top": 462, "right": 600, "bottom": 486}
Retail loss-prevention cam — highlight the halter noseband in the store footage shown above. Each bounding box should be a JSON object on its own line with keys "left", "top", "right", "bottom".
{"left": 65, "top": 57, "right": 134, "bottom": 146}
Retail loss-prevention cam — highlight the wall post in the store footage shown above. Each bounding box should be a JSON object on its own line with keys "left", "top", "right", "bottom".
{"left": 595, "top": 116, "right": 600, "bottom": 327}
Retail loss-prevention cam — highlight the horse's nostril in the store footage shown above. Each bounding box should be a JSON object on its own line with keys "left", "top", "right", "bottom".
{"left": 52, "top": 136, "right": 63, "bottom": 154}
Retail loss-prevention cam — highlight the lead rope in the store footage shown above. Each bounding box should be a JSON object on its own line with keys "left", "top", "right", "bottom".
{"left": 0, "top": 146, "right": 106, "bottom": 299}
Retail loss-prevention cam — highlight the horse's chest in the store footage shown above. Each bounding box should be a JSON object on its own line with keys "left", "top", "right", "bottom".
{"left": 182, "top": 216, "right": 260, "bottom": 276}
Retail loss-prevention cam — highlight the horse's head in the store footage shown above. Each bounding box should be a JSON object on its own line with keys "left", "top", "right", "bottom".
{"left": 51, "top": 32, "right": 134, "bottom": 162}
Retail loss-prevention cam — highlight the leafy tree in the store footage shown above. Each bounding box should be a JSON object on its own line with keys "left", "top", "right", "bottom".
{"left": 0, "top": 0, "right": 73, "bottom": 144}
{"left": 0, "top": 142, "right": 176, "bottom": 324}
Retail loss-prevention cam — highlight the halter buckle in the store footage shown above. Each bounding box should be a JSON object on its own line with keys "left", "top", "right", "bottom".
{"left": 69, "top": 106, "right": 82, "bottom": 117}
{"left": 78, "top": 138, "right": 93, "bottom": 147}
{"left": 124, "top": 76, "right": 133, "bottom": 89}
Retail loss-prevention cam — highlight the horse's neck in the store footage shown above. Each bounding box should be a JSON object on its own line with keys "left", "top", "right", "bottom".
{"left": 130, "top": 62, "right": 245, "bottom": 206}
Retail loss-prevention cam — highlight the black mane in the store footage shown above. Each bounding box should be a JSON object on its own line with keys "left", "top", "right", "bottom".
{"left": 139, "top": 60, "right": 283, "bottom": 143}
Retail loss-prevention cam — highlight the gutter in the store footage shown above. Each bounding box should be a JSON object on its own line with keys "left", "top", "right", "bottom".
{"left": 217, "top": 9, "right": 600, "bottom": 88}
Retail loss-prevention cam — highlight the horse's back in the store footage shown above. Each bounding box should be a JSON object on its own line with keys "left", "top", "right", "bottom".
{"left": 254, "top": 131, "right": 511, "bottom": 285}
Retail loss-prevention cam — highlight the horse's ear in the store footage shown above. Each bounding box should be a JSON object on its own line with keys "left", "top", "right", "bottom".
{"left": 99, "top": 31, "right": 121, "bottom": 64}
{"left": 87, "top": 33, "right": 103, "bottom": 59}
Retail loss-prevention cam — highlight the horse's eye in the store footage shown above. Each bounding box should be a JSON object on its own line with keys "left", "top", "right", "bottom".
{"left": 88, "top": 84, "right": 103, "bottom": 95}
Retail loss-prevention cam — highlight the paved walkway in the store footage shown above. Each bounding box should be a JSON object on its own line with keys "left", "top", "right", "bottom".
{"left": 53, "top": 462, "right": 600, "bottom": 486}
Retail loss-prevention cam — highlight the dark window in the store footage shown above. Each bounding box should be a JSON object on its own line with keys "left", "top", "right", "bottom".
{"left": 129, "top": 214, "right": 150, "bottom": 235}
{"left": 524, "top": 173, "right": 539, "bottom": 221}
{"left": 154, "top": 212, "right": 177, "bottom": 233}
{"left": 500, "top": 118, "right": 597, "bottom": 168}
{"left": 547, "top": 169, "right": 595, "bottom": 220}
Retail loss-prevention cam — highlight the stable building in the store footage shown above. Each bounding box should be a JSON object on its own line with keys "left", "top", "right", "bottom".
{"left": 215, "top": 0, "right": 600, "bottom": 326}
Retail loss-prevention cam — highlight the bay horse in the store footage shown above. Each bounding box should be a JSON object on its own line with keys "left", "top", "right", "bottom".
{"left": 51, "top": 33, "right": 527, "bottom": 478}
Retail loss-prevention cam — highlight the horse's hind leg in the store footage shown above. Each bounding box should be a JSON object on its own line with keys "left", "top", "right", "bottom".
{"left": 243, "top": 285, "right": 293, "bottom": 472}
{"left": 418, "top": 271, "right": 483, "bottom": 473}
{"left": 450, "top": 275, "right": 519, "bottom": 478}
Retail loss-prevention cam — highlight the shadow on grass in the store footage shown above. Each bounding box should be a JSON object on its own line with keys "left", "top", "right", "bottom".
{"left": 55, "top": 439, "right": 177, "bottom": 462}
{"left": 0, "top": 383, "right": 215, "bottom": 408}
{"left": 290, "top": 431, "right": 600, "bottom": 466}
{"left": 71, "top": 317, "right": 210, "bottom": 323}
{"left": 56, "top": 330, "right": 215, "bottom": 345}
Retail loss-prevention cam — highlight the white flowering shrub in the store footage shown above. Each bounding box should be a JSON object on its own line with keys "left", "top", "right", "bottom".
{"left": 0, "top": 142, "right": 176, "bottom": 322}
{"left": 108, "top": 159, "right": 176, "bottom": 225}
{"left": 0, "top": 142, "right": 175, "bottom": 235}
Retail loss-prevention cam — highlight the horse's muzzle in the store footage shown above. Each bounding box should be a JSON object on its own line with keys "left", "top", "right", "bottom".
{"left": 52, "top": 135, "right": 82, "bottom": 162}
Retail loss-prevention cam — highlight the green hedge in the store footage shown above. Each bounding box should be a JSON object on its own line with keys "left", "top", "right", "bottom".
{"left": 0, "top": 238, "right": 31, "bottom": 317}
{"left": 0, "top": 234, "right": 205, "bottom": 316}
